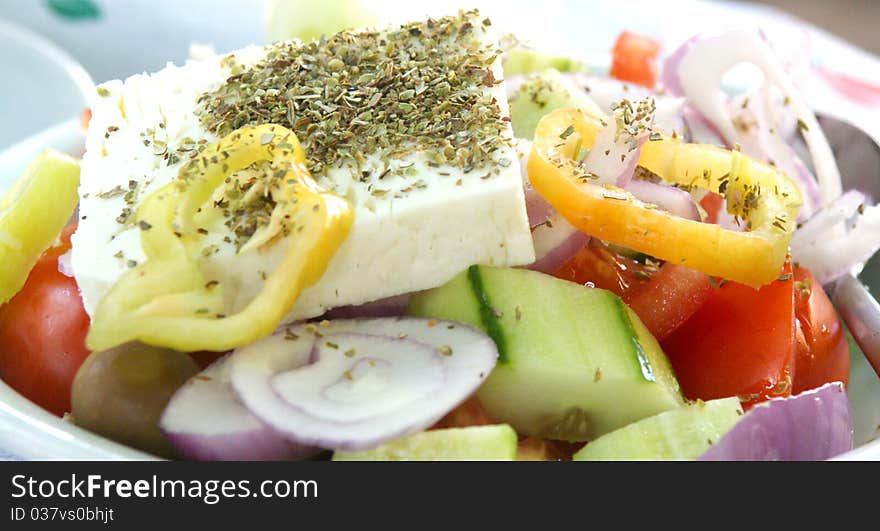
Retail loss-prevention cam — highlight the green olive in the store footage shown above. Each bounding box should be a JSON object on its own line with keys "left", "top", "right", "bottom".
{"left": 71, "top": 343, "right": 199, "bottom": 458}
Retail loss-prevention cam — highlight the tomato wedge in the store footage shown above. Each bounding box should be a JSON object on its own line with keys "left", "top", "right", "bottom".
{"left": 0, "top": 225, "right": 91, "bottom": 416}
{"left": 792, "top": 266, "right": 849, "bottom": 393}
{"left": 699, "top": 191, "right": 724, "bottom": 224}
{"left": 554, "top": 243, "right": 654, "bottom": 297}
{"left": 625, "top": 263, "right": 713, "bottom": 342}
{"left": 661, "top": 262, "right": 796, "bottom": 407}
{"left": 610, "top": 31, "right": 661, "bottom": 88}
{"left": 555, "top": 242, "right": 711, "bottom": 341}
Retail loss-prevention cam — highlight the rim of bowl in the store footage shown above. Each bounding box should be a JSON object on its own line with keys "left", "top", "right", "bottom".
{"left": 0, "top": 16, "right": 95, "bottom": 110}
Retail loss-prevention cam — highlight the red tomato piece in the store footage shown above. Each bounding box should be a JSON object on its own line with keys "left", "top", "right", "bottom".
{"left": 661, "top": 263, "right": 796, "bottom": 407}
{"left": 792, "top": 266, "right": 849, "bottom": 393}
{"left": 625, "top": 263, "right": 712, "bottom": 342}
{"left": 432, "top": 397, "right": 491, "bottom": 429}
{"left": 0, "top": 225, "right": 91, "bottom": 416}
{"left": 610, "top": 31, "right": 662, "bottom": 88}
{"left": 79, "top": 107, "right": 91, "bottom": 130}
{"left": 554, "top": 244, "right": 654, "bottom": 297}
{"left": 554, "top": 243, "right": 710, "bottom": 341}
{"left": 699, "top": 191, "right": 724, "bottom": 224}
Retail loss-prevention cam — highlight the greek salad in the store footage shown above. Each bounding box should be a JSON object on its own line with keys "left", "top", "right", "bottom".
{"left": 0, "top": 9, "right": 874, "bottom": 460}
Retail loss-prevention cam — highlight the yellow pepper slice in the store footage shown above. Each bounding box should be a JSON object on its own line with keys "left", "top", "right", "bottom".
{"left": 527, "top": 108, "right": 802, "bottom": 287}
{"left": 0, "top": 150, "right": 80, "bottom": 303}
{"left": 86, "top": 124, "right": 354, "bottom": 352}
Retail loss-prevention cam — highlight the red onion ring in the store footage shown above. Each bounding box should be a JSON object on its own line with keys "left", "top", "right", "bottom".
{"left": 699, "top": 382, "right": 853, "bottom": 461}
{"left": 624, "top": 179, "right": 700, "bottom": 221}
{"left": 791, "top": 190, "right": 880, "bottom": 284}
{"left": 527, "top": 227, "right": 590, "bottom": 274}
{"left": 664, "top": 30, "right": 841, "bottom": 206}
{"left": 160, "top": 354, "right": 319, "bottom": 461}
{"left": 582, "top": 98, "right": 654, "bottom": 188}
{"left": 230, "top": 317, "right": 498, "bottom": 451}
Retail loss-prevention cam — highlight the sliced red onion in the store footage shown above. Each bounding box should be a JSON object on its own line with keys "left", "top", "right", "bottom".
{"left": 661, "top": 35, "right": 725, "bottom": 146}
{"left": 159, "top": 354, "right": 318, "bottom": 461}
{"left": 729, "top": 90, "right": 821, "bottom": 219}
{"left": 582, "top": 97, "right": 655, "bottom": 187}
{"left": 57, "top": 249, "right": 74, "bottom": 278}
{"left": 665, "top": 30, "right": 841, "bottom": 205}
{"left": 791, "top": 197, "right": 880, "bottom": 284}
{"left": 527, "top": 215, "right": 590, "bottom": 274}
{"left": 624, "top": 179, "right": 700, "bottom": 221}
{"left": 699, "top": 382, "right": 853, "bottom": 461}
{"left": 518, "top": 138, "right": 591, "bottom": 273}
{"left": 659, "top": 35, "right": 698, "bottom": 98}
{"left": 230, "top": 317, "right": 498, "bottom": 451}
{"left": 715, "top": 203, "right": 745, "bottom": 232}
{"left": 790, "top": 157, "right": 823, "bottom": 220}
{"left": 518, "top": 139, "right": 556, "bottom": 228}
{"left": 681, "top": 105, "right": 726, "bottom": 146}
{"left": 791, "top": 190, "right": 865, "bottom": 250}
{"left": 653, "top": 97, "right": 687, "bottom": 138}
{"left": 524, "top": 185, "right": 555, "bottom": 228}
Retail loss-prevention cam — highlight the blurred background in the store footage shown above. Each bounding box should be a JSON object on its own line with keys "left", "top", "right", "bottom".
{"left": 760, "top": 0, "right": 880, "bottom": 55}
{"left": 1, "top": 0, "right": 879, "bottom": 149}
{"left": 2, "top": 0, "right": 879, "bottom": 81}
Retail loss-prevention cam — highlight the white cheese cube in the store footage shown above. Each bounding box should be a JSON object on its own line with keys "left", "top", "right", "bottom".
{"left": 71, "top": 11, "right": 535, "bottom": 325}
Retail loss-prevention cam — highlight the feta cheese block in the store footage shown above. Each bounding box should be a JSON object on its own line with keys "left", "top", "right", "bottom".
{"left": 71, "top": 11, "right": 535, "bottom": 325}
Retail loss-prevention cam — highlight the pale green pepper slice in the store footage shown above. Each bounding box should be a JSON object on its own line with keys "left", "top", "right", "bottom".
{"left": 0, "top": 150, "right": 80, "bottom": 303}
{"left": 86, "top": 124, "right": 354, "bottom": 352}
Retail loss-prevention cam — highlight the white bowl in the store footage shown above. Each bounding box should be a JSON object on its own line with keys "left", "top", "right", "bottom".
{"left": 0, "top": 17, "right": 94, "bottom": 151}
{"left": 0, "top": 1, "right": 878, "bottom": 460}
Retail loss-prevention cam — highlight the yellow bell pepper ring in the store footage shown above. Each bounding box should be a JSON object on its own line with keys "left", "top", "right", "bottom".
{"left": 527, "top": 108, "right": 802, "bottom": 287}
{"left": 0, "top": 150, "right": 80, "bottom": 303}
{"left": 86, "top": 124, "right": 354, "bottom": 352}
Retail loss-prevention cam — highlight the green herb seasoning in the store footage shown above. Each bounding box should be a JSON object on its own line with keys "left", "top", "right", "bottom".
{"left": 197, "top": 10, "right": 509, "bottom": 182}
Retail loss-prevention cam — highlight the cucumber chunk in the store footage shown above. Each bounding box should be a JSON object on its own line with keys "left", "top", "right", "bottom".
{"left": 504, "top": 49, "right": 587, "bottom": 76}
{"left": 509, "top": 69, "right": 603, "bottom": 139}
{"left": 573, "top": 397, "right": 744, "bottom": 461}
{"left": 409, "top": 266, "right": 684, "bottom": 441}
{"left": 332, "top": 424, "right": 518, "bottom": 461}
{"left": 265, "top": 0, "right": 376, "bottom": 43}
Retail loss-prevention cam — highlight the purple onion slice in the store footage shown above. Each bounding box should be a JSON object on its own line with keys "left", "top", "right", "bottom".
{"left": 624, "top": 179, "right": 700, "bottom": 221}
{"left": 230, "top": 317, "right": 498, "bottom": 451}
{"left": 159, "top": 355, "right": 318, "bottom": 461}
{"left": 699, "top": 382, "right": 853, "bottom": 461}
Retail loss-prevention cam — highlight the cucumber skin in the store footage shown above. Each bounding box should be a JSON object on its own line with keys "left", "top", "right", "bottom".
{"left": 572, "top": 397, "right": 744, "bottom": 461}
{"left": 331, "top": 424, "right": 518, "bottom": 461}
{"left": 408, "top": 266, "right": 684, "bottom": 441}
{"left": 467, "top": 265, "right": 509, "bottom": 363}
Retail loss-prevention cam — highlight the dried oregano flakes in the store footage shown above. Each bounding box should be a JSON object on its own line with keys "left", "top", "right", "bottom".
{"left": 197, "top": 10, "right": 511, "bottom": 182}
